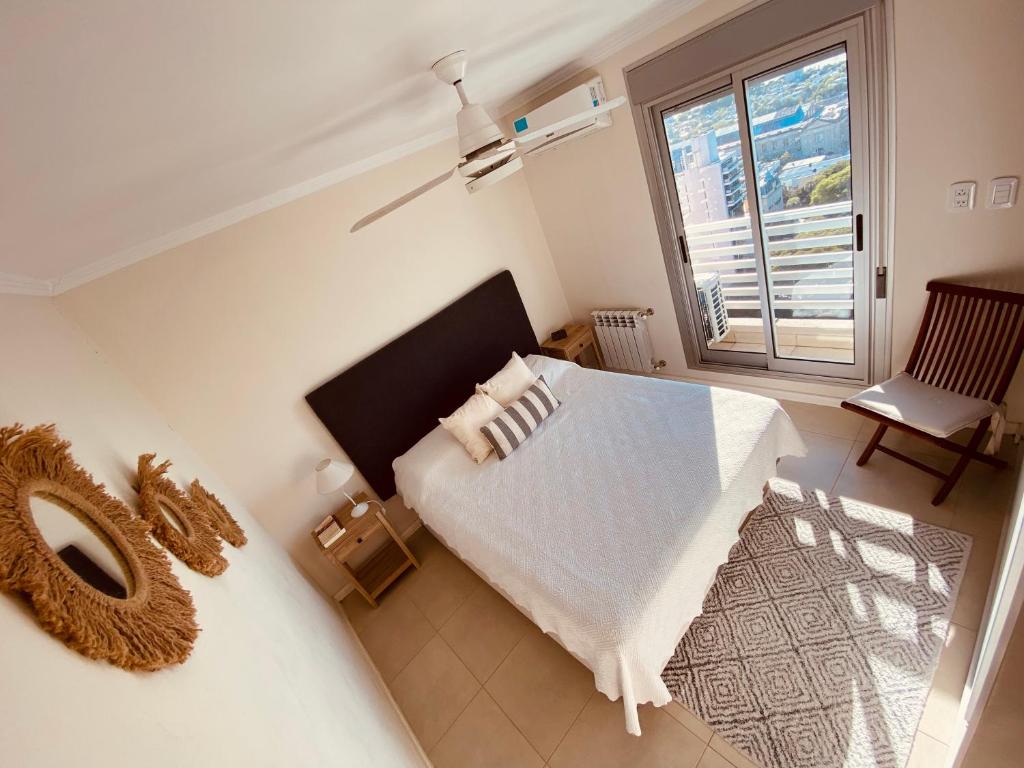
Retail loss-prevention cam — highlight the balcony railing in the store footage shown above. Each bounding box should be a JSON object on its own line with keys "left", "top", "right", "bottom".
{"left": 686, "top": 200, "right": 854, "bottom": 316}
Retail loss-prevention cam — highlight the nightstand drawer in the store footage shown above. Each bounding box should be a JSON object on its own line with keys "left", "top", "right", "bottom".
{"left": 329, "top": 514, "right": 382, "bottom": 561}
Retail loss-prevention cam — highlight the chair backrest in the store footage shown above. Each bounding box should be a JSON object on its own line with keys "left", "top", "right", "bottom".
{"left": 906, "top": 281, "right": 1024, "bottom": 403}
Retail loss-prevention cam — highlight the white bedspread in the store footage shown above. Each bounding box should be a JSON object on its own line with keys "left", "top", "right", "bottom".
{"left": 393, "top": 356, "right": 805, "bottom": 734}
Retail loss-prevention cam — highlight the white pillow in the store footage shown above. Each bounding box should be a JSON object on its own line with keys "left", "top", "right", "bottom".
{"left": 476, "top": 353, "right": 536, "bottom": 407}
{"left": 439, "top": 393, "right": 504, "bottom": 463}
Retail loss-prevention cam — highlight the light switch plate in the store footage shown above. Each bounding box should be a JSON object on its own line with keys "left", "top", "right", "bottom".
{"left": 948, "top": 181, "right": 976, "bottom": 211}
{"left": 987, "top": 176, "right": 1019, "bottom": 209}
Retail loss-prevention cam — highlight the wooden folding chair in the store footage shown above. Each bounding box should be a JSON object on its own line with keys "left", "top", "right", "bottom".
{"left": 841, "top": 280, "right": 1024, "bottom": 505}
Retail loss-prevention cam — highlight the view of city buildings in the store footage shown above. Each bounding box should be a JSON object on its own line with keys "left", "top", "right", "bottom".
{"left": 663, "top": 50, "right": 857, "bottom": 363}
{"left": 666, "top": 54, "right": 851, "bottom": 223}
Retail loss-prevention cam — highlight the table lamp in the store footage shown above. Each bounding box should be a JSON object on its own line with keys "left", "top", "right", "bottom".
{"left": 315, "top": 458, "right": 370, "bottom": 518}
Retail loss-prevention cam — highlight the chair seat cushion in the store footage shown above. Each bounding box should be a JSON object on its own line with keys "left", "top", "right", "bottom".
{"left": 844, "top": 372, "right": 997, "bottom": 438}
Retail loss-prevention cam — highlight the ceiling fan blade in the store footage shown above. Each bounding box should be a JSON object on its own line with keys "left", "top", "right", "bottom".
{"left": 350, "top": 167, "right": 457, "bottom": 232}
{"left": 512, "top": 95, "right": 627, "bottom": 146}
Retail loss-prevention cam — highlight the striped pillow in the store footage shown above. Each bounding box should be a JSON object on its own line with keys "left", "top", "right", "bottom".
{"left": 479, "top": 376, "right": 561, "bottom": 460}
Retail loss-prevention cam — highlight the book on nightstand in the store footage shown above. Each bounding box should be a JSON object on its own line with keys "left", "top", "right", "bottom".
{"left": 316, "top": 518, "right": 346, "bottom": 549}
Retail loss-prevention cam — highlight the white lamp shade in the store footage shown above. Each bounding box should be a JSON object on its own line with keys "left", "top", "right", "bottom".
{"left": 315, "top": 458, "right": 354, "bottom": 495}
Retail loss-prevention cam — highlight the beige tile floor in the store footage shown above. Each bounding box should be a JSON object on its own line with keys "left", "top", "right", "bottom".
{"left": 342, "top": 400, "right": 1020, "bottom": 768}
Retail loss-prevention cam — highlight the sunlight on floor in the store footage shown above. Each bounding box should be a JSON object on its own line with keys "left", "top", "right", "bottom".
{"left": 855, "top": 539, "right": 917, "bottom": 583}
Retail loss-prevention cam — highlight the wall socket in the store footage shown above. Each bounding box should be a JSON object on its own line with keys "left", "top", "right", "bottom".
{"left": 948, "top": 181, "right": 976, "bottom": 211}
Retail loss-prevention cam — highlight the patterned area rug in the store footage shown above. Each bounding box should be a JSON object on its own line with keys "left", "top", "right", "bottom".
{"left": 663, "top": 479, "right": 971, "bottom": 768}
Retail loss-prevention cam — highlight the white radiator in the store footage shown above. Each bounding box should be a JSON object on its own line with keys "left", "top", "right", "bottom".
{"left": 590, "top": 309, "right": 666, "bottom": 373}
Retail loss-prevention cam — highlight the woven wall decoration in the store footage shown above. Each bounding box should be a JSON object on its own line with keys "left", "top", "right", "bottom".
{"left": 135, "top": 454, "right": 227, "bottom": 577}
{"left": 189, "top": 480, "right": 247, "bottom": 548}
{"left": 0, "top": 424, "right": 197, "bottom": 670}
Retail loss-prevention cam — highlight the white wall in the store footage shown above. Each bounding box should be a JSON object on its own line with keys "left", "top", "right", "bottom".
{"left": 515, "top": 0, "right": 1024, "bottom": 416}
{"left": 0, "top": 295, "right": 424, "bottom": 767}
{"left": 889, "top": 0, "right": 1024, "bottom": 415}
{"left": 57, "top": 136, "right": 571, "bottom": 596}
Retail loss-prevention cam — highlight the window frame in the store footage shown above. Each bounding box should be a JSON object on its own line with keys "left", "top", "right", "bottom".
{"left": 631, "top": 8, "right": 892, "bottom": 387}
{"left": 653, "top": 82, "right": 775, "bottom": 370}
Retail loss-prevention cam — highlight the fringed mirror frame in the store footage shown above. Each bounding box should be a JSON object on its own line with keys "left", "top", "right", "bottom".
{"left": 189, "top": 480, "right": 247, "bottom": 548}
{"left": 135, "top": 454, "right": 227, "bottom": 577}
{"left": 0, "top": 425, "right": 197, "bottom": 671}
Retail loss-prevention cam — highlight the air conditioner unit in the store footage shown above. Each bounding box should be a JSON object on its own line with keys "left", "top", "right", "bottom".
{"left": 512, "top": 77, "right": 615, "bottom": 155}
{"left": 695, "top": 273, "right": 730, "bottom": 343}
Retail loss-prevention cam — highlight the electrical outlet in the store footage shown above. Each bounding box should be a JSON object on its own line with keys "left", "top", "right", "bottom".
{"left": 948, "top": 181, "right": 976, "bottom": 211}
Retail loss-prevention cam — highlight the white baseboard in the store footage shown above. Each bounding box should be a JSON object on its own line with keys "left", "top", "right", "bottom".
{"left": 331, "top": 520, "right": 423, "bottom": 603}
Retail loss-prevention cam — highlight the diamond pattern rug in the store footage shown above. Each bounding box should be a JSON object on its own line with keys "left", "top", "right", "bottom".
{"left": 662, "top": 479, "right": 971, "bottom": 768}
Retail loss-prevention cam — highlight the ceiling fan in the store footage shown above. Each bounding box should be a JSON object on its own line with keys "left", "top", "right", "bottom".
{"left": 350, "top": 50, "right": 626, "bottom": 232}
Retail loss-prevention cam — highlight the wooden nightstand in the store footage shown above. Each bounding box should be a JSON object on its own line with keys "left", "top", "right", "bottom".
{"left": 541, "top": 324, "right": 603, "bottom": 369}
{"left": 313, "top": 493, "right": 419, "bottom": 607}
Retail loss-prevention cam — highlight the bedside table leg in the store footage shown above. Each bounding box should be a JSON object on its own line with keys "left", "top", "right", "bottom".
{"left": 377, "top": 512, "right": 421, "bottom": 569}
{"left": 341, "top": 561, "right": 378, "bottom": 607}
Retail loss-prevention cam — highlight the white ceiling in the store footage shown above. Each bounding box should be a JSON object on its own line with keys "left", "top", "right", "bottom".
{"left": 0, "top": 0, "right": 703, "bottom": 292}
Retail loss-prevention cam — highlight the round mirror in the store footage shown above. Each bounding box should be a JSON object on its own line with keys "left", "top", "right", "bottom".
{"left": 157, "top": 499, "right": 190, "bottom": 537}
{"left": 30, "top": 493, "right": 131, "bottom": 599}
{"left": 190, "top": 480, "right": 247, "bottom": 548}
{"left": 135, "top": 453, "right": 227, "bottom": 577}
{"left": 0, "top": 424, "right": 198, "bottom": 670}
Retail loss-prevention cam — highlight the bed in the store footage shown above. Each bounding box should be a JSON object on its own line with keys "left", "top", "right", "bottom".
{"left": 306, "top": 270, "right": 805, "bottom": 735}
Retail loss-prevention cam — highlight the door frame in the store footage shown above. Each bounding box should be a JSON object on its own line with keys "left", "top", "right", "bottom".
{"left": 632, "top": 8, "right": 892, "bottom": 387}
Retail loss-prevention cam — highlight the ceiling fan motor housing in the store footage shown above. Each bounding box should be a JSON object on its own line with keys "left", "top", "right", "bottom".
{"left": 456, "top": 104, "right": 506, "bottom": 159}
{"left": 433, "top": 50, "right": 506, "bottom": 160}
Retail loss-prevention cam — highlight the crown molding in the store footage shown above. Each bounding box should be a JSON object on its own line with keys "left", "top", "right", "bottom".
{"left": 0, "top": 272, "right": 54, "bottom": 296}
{"left": 495, "top": 0, "right": 706, "bottom": 118}
{"left": 50, "top": 126, "right": 456, "bottom": 295}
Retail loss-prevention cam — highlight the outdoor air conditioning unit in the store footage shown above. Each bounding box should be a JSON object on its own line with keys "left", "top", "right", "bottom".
{"left": 511, "top": 77, "right": 615, "bottom": 155}
{"left": 695, "top": 273, "right": 730, "bottom": 343}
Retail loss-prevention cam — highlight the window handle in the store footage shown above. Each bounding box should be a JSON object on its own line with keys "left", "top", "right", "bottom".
{"left": 855, "top": 214, "right": 864, "bottom": 252}
{"left": 678, "top": 234, "right": 689, "bottom": 264}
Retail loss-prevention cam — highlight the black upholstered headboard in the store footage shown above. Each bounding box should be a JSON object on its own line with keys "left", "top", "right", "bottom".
{"left": 305, "top": 270, "right": 540, "bottom": 499}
